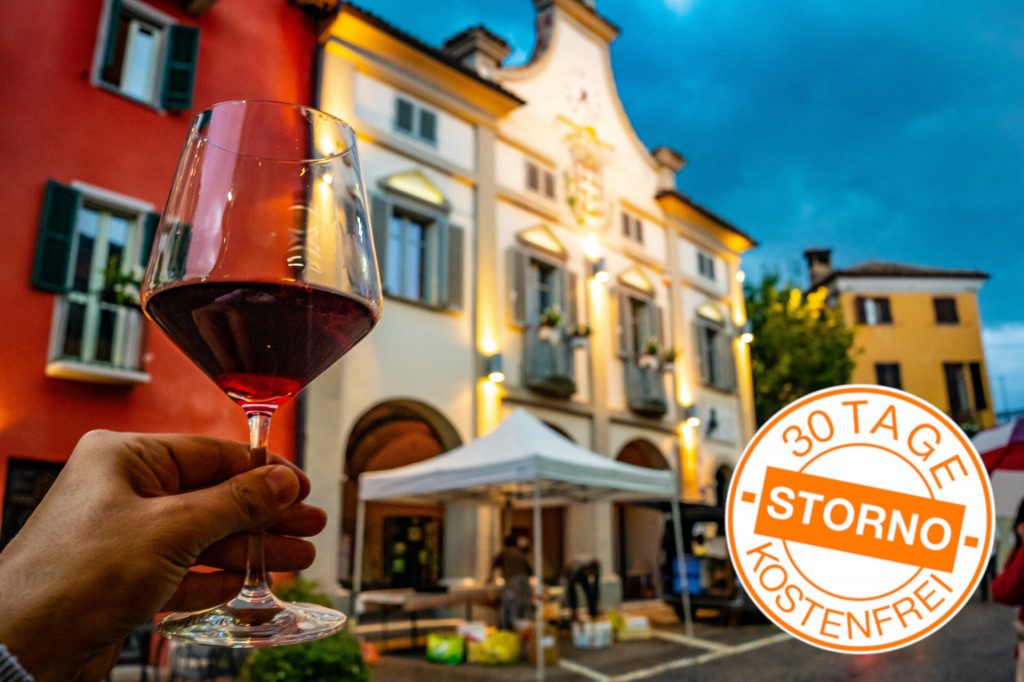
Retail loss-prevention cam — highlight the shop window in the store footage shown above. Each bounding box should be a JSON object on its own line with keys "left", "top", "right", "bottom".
{"left": 95, "top": 0, "right": 199, "bottom": 109}
{"left": 1, "top": 459, "right": 64, "bottom": 551}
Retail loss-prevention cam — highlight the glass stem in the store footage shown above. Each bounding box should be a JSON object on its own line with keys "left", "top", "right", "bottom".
{"left": 242, "top": 411, "right": 275, "bottom": 604}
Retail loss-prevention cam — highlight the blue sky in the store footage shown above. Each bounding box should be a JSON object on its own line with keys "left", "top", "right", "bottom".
{"left": 361, "top": 0, "right": 1024, "bottom": 413}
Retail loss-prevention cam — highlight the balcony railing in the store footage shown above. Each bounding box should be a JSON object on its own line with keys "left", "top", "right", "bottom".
{"left": 522, "top": 324, "right": 576, "bottom": 399}
{"left": 625, "top": 359, "right": 669, "bottom": 418}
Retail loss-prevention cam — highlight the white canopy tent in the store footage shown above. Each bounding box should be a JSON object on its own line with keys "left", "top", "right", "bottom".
{"left": 352, "top": 408, "right": 692, "bottom": 679}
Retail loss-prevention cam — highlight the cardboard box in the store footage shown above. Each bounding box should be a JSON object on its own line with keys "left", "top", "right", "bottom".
{"left": 457, "top": 621, "right": 488, "bottom": 643}
{"left": 572, "top": 620, "right": 613, "bottom": 648}
{"left": 528, "top": 624, "right": 559, "bottom": 665}
{"left": 615, "top": 615, "right": 652, "bottom": 641}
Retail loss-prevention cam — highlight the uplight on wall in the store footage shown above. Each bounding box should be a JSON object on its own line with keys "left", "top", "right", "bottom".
{"left": 486, "top": 353, "right": 505, "bottom": 383}
{"left": 739, "top": 320, "right": 754, "bottom": 344}
{"left": 681, "top": 403, "right": 701, "bottom": 428}
{"left": 590, "top": 257, "right": 610, "bottom": 283}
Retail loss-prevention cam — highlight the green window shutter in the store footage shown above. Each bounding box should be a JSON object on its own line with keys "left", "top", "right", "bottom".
{"left": 161, "top": 24, "right": 199, "bottom": 110}
{"left": 655, "top": 305, "right": 665, "bottom": 347}
{"left": 396, "top": 98, "right": 414, "bottom": 134}
{"left": 566, "top": 271, "right": 579, "bottom": 326}
{"left": 32, "top": 181, "right": 81, "bottom": 293}
{"left": 616, "top": 289, "right": 632, "bottom": 358}
{"left": 370, "top": 194, "right": 390, "bottom": 292}
{"left": 695, "top": 321, "right": 710, "bottom": 384}
{"left": 508, "top": 246, "right": 527, "bottom": 326}
{"left": 419, "top": 109, "right": 437, "bottom": 144}
{"left": 443, "top": 224, "right": 464, "bottom": 310}
{"left": 140, "top": 212, "right": 160, "bottom": 269}
{"left": 102, "top": 0, "right": 124, "bottom": 69}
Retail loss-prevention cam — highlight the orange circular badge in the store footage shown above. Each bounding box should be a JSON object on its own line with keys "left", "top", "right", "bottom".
{"left": 727, "top": 385, "right": 993, "bottom": 653}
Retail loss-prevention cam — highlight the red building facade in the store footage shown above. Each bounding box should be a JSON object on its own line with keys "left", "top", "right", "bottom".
{"left": 0, "top": 0, "right": 321, "bottom": 544}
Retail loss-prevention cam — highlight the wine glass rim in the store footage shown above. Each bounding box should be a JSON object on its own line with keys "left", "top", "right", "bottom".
{"left": 195, "top": 99, "right": 357, "bottom": 163}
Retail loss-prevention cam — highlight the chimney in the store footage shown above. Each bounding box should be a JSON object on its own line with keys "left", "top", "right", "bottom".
{"left": 804, "top": 248, "right": 833, "bottom": 287}
{"left": 652, "top": 146, "right": 687, "bottom": 192}
{"left": 441, "top": 26, "right": 512, "bottom": 79}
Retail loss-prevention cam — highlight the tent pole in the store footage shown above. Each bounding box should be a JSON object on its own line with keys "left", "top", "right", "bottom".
{"left": 671, "top": 495, "right": 694, "bottom": 637}
{"left": 351, "top": 497, "right": 366, "bottom": 632}
{"left": 533, "top": 479, "right": 545, "bottom": 681}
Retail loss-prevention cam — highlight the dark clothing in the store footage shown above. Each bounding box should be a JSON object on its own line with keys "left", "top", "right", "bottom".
{"left": 492, "top": 547, "right": 532, "bottom": 580}
{"left": 492, "top": 547, "right": 533, "bottom": 629}
{"left": 564, "top": 558, "right": 600, "bottom": 619}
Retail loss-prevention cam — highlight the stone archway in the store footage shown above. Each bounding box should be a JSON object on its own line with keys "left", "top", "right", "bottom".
{"left": 341, "top": 400, "right": 461, "bottom": 590}
{"left": 614, "top": 439, "right": 669, "bottom": 601}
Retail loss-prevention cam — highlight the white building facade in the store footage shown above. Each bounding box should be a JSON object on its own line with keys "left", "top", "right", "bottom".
{"left": 306, "top": 0, "right": 757, "bottom": 607}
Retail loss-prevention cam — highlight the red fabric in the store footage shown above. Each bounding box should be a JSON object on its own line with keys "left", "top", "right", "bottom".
{"left": 992, "top": 544, "right": 1024, "bottom": 657}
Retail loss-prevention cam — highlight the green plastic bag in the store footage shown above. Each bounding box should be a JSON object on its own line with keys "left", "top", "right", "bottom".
{"left": 426, "top": 633, "right": 465, "bottom": 665}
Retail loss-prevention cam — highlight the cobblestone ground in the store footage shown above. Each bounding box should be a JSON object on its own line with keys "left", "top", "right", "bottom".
{"left": 367, "top": 595, "right": 1018, "bottom": 682}
{"left": 118, "top": 592, "right": 1018, "bottom": 681}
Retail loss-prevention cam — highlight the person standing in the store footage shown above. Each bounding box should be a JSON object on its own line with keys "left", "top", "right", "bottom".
{"left": 488, "top": 536, "right": 533, "bottom": 630}
{"left": 993, "top": 498, "right": 1024, "bottom": 682}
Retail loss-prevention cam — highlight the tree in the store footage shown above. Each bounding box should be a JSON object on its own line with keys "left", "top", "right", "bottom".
{"left": 745, "top": 273, "right": 856, "bottom": 426}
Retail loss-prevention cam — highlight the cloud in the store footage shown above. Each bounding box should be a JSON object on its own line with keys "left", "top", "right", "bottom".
{"left": 982, "top": 323, "right": 1024, "bottom": 414}
{"left": 662, "top": 0, "right": 699, "bottom": 16}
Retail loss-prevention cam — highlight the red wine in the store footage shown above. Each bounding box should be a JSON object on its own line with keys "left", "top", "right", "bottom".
{"left": 145, "top": 281, "right": 377, "bottom": 410}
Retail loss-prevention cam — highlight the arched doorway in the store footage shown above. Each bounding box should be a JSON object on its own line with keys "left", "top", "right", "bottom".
{"left": 715, "top": 465, "right": 733, "bottom": 508}
{"left": 342, "top": 400, "right": 461, "bottom": 590}
{"left": 614, "top": 439, "right": 669, "bottom": 601}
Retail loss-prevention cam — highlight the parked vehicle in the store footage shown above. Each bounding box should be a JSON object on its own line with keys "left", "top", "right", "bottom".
{"left": 656, "top": 502, "right": 757, "bottom": 625}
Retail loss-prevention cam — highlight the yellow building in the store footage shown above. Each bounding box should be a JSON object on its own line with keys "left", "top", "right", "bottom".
{"left": 302, "top": 0, "right": 757, "bottom": 608}
{"left": 806, "top": 249, "right": 994, "bottom": 430}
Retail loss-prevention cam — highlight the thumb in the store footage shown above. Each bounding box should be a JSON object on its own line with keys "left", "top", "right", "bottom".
{"left": 180, "top": 465, "right": 302, "bottom": 548}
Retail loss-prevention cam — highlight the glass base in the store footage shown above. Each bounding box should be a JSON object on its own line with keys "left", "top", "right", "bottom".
{"left": 159, "top": 593, "right": 346, "bottom": 647}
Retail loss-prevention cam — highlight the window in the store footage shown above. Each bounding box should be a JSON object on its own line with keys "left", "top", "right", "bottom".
{"left": 875, "top": 363, "right": 902, "bottom": 389}
{"left": 944, "top": 363, "right": 969, "bottom": 419}
{"left": 695, "top": 304, "right": 735, "bottom": 391}
{"left": 621, "top": 211, "right": 644, "bottom": 245}
{"left": 943, "top": 361, "right": 989, "bottom": 419}
{"left": 32, "top": 181, "right": 156, "bottom": 381}
{"left": 697, "top": 250, "right": 716, "bottom": 281}
{"left": 370, "top": 193, "right": 462, "bottom": 309}
{"left": 615, "top": 291, "right": 661, "bottom": 359}
{"left": 933, "top": 297, "right": 959, "bottom": 324}
{"left": 525, "top": 160, "right": 556, "bottom": 199}
{"left": 95, "top": 0, "right": 199, "bottom": 109}
{"left": 855, "top": 296, "right": 893, "bottom": 325}
{"left": 394, "top": 96, "right": 438, "bottom": 145}
{"left": 969, "top": 362, "right": 988, "bottom": 410}
{"left": 508, "top": 247, "right": 576, "bottom": 327}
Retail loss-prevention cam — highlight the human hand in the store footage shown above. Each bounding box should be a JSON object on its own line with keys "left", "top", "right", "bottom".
{"left": 0, "top": 431, "right": 326, "bottom": 682}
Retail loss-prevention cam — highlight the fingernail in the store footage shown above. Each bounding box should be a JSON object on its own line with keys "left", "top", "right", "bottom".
{"left": 265, "top": 466, "right": 298, "bottom": 504}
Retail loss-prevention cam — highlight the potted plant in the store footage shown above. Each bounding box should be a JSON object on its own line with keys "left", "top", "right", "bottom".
{"left": 660, "top": 346, "right": 677, "bottom": 370}
{"left": 538, "top": 305, "right": 562, "bottom": 342}
{"left": 103, "top": 259, "right": 144, "bottom": 308}
{"left": 569, "top": 322, "right": 591, "bottom": 348}
{"left": 639, "top": 337, "right": 660, "bottom": 369}
{"left": 239, "top": 578, "right": 371, "bottom": 682}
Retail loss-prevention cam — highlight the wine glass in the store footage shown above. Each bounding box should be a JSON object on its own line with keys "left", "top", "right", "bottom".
{"left": 141, "top": 100, "right": 381, "bottom": 646}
